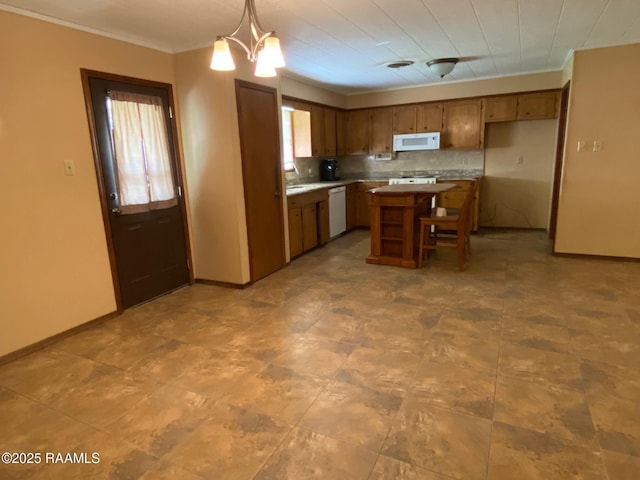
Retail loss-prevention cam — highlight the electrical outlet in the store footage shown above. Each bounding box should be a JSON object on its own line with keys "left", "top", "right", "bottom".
{"left": 577, "top": 141, "right": 586, "bottom": 152}
{"left": 593, "top": 140, "right": 603, "bottom": 152}
{"left": 64, "top": 159, "right": 75, "bottom": 176}
{"left": 516, "top": 155, "right": 524, "bottom": 165}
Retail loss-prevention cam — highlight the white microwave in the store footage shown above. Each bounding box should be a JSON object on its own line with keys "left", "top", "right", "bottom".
{"left": 393, "top": 132, "right": 440, "bottom": 152}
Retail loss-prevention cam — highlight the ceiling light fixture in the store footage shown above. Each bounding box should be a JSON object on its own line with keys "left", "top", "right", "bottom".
{"left": 427, "top": 58, "right": 459, "bottom": 78}
{"left": 386, "top": 60, "right": 414, "bottom": 69}
{"left": 210, "top": 0, "right": 285, "bottom": 78}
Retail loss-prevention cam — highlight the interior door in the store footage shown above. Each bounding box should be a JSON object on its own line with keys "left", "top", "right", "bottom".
{"left": 235, "top": 80, "right": 286, "bottom": 281}
{"left": 549, "top": 82, "right": 570, "bottom": 246}
{"left": 82, "top": 70, "right": 191, "bottom": 309}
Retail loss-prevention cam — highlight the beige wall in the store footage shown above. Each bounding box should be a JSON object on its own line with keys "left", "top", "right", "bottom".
{"left": 555, "top": 44, "right": 640, "bottom": 257}
{"left": 174, "top": 46, "right": 284, "bottom": 283}
{"left": 0, "top": 11, "right": 177, "bottom": 356}
{"left": 281, "top": 76, "right": 348, "bottom": 108}
{"left": 347, "top": 71, "right": 563, "bottom": 108}
{"left": 482, "top": 120, "right": 558, "bottom": 228}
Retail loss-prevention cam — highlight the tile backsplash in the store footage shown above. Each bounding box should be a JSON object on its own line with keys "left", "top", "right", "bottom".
{"left": 286, "top": 150, "right": 484, "bottom": 184}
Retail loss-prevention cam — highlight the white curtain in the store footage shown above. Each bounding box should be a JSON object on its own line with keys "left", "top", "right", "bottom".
{"left": 109, "top": 91, "right": 177, "bottom": 214}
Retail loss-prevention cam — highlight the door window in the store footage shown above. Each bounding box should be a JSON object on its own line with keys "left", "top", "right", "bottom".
{"left": 107, "top": 91, "right": 177, "bottom": 214}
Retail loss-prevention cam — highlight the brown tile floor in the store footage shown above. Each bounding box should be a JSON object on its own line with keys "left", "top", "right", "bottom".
{"left": 1, "top": 229, "right": 639, "bottom": 479}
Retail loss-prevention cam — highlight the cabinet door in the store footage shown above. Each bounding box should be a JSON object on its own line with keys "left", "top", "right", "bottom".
{"left": 393, "top": 105, "right": 417, "bottom": 134}
{"left": 369, "top": 108, "right": 394, "bottom": 153}
{"left": 318, "top": 200, "right": 330, "bottom": 244}
{"left": 517, "top": 92, "right": 559, "bottom": 120}
{"left": 356, "top": 182, "right": 386, "bottom": 226}
{"left": 288, "top": 208, "right": 304, "bottom": 258}
{"left": 346, "top": 183, "right": 357, "bottom": 230}
{"left": 292, "top": 109, "right": 312, "bottom": 157}
{"left": 323, "top": 108, "right": 337, "bottom": 156}
{"left": 301, "top": 203, "right": 318, "bottom": 251}
{"left": 310, "top": 105, "right": 325, "bottom": 157}
{"left": 442, "top": 100, "right": 482, "bottom": 149}
{"left": 347, "top": 109, "right": 370, "bottom": 155}
{"left": 483, "top": 96, "right": 517, "bottom": 122}
{"left": 336, "top": 110, "right": 348, "bottom": 156}
{"left": 417, "top": 103, "right": 443, "bottom": 132}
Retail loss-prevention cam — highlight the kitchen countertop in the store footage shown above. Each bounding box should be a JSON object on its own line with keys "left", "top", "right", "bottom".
{"left": 285, "top": 180, "right": 366, "bottom": 196}
{"left": 285, "top": 175, "right": 482, "bottom": 196}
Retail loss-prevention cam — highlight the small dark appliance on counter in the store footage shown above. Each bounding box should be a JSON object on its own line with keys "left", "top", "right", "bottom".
{"left": 320, "top": 158, "right": 339, "bottom": 181}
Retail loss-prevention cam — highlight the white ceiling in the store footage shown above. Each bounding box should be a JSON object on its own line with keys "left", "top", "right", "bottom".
{"left": 2, "top": 0, "right": 640, "bottom": 94}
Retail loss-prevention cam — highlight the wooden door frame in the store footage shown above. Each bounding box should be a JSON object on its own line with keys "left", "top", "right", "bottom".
{"left": 234, "top": 79, "right": 286, "bottom": 282}
{"left": 548, "top": 80, "right": 571, "bottom": 247}
{"left": 80, "top": 69, "right": 194, "bottom": 312}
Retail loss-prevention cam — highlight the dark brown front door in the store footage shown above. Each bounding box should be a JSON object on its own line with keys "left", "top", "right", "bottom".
{"left": 82, "top": 70, "right": 191, "bottom": 309}
{"left": 235, "top": 80, "right": 286, "bottom": 281}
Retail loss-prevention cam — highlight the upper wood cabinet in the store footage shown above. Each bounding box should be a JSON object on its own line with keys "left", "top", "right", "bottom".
{"left": 291, "top": 109, "right": 312, "bottom": 157}
{"left": 347, "top": 109, "right": 370, "bottom": 155}
{"left": 323, "top": 108, "right": 337, "bottom": 156}
{"left": 310, "top": 105, "right": 325, "bottom": 157}
{"left": 393, "top": 105, "right": 417, "bottom": 134}
{"left": 483, "top": 96, "right": 517, "bottom": 122}
{"left": 369, "top": 108, "right": 394, "bottom": 153}
{"left": 516, "top": 92, "right": 560, "bottom": 120}
{"left": 442, "top": 100, "right": 483, "bottom": 149}
{"left": 336, "top": 110, "right": 348, "bottom": 156}
{"left": 292, "top": 101, "right": 338, "bottom": 157}
{"left": 417, "top": 103, "right": 444, "bottom": 132}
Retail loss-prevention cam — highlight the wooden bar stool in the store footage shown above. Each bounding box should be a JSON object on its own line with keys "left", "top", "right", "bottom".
{"left": 418, "top": 180, "right": 477, "bottom": 271}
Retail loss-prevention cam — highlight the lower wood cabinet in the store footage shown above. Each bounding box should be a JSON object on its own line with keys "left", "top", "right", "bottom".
{"left": 287, "top": 208, "right": 304, "bottom": 258}
{"left": 318, "top": 200, "right": 330, "bottom": 244}
{"left": 346, "top": 183, "right": 358, "bottom": 230}
{"left": 301, "top": 203, "right": 318, "bottom": 251}
{"left": 287, "top": 188, "right": 330, "bottom": 258}
{"left": 356, "top": 182, "right": 387, "bottom": 227}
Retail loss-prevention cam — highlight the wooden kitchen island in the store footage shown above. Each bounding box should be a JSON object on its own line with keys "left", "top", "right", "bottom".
{"left": 366, "top": 183, "right": 455, "bottom": 268}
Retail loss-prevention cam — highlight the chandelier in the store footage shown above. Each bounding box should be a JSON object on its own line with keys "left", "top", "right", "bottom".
{"left": 210, "top": 0, "right": 285, "bottom": 77}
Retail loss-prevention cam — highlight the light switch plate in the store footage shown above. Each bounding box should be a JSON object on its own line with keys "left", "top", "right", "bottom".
{"left": 577, "top": 141, "right": 586, "bottom": 152}
{"left": 593, "top": 140, "right": 603, "bottom": 152}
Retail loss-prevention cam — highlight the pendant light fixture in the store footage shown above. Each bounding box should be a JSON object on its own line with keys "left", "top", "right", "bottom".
{"left": 210, "top": 0, "right": 285, "bottom": 77}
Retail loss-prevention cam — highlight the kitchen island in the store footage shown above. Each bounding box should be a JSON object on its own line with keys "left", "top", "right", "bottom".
{"left": 366, "top": 183, "right": 455, "bottom": 268}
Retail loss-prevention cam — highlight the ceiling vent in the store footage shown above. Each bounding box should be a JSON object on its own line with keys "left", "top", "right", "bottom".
{"left": 386, "top": 60, "right": 414, "bottom": 69}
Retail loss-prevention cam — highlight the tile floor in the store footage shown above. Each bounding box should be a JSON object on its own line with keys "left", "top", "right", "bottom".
{"left": 1, "top": 229, "right": 639, "bottom": 479}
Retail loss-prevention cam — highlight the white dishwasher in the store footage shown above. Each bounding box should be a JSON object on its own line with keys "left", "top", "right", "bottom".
{"left": 328, "top": 186, "right": 346, "bottom": 238}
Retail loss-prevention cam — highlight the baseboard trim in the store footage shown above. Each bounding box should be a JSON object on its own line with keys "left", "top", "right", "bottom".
{"left": 195, "top": 278, "right": 251, "bottom": 289}
{"left": 552, "top": 251, "right": 640, "bottom": 262}
{"left": 0, "top": 311, "right": 119, "bottom": 366}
